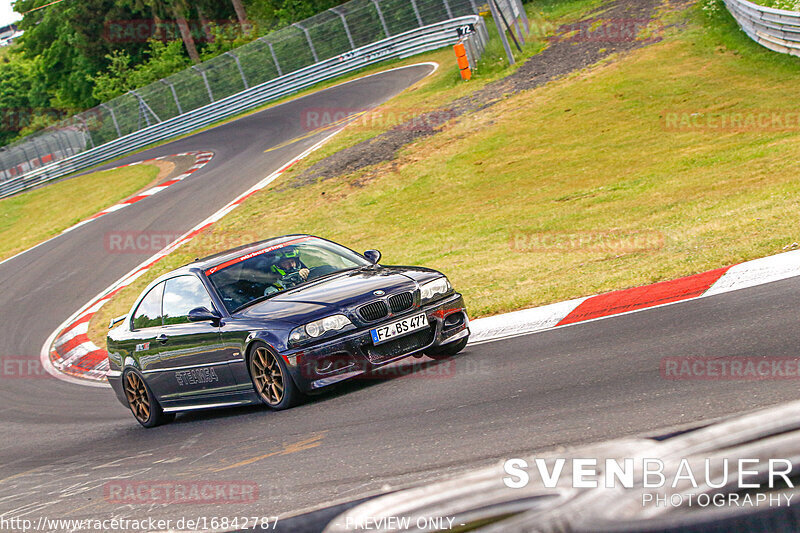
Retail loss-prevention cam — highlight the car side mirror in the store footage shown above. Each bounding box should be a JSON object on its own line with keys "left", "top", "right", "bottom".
{"left": 188, "top": 306, "right": 221, "bottom": 323}
{"left": 364, "top": 249, "right": 381, "bottom": 265}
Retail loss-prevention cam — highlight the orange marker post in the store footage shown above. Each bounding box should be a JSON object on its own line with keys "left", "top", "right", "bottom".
{"left": 454, "top": 42, "right": 471, "bottom": 81}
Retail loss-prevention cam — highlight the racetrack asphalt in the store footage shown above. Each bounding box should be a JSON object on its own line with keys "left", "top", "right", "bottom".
{"left": 1, "top": 62, "right": 800, "bottom": 528}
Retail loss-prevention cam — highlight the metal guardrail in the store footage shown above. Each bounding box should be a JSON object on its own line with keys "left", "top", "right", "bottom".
{"left": 0, "top": 15, "right": 487, "bottom": 199}
{"left": 724, "top": 0, "right": 800, "bottom": 56}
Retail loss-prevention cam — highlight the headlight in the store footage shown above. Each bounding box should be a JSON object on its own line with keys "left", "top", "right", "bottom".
{"left": 420, "top": 277, "right": 452, "bottom": 303}
{"left": 289, "top": 314, "right": 353, "bottom": 346}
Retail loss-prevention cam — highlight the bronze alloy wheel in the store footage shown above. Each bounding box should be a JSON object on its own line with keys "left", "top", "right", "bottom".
{"left": 250, "top": 346, "right": 285, "bottom": 406}
{"left": 122, "top": 370, "right": 174, "bottom": 427}
{"left": 124, "top": 371, "right": 151, "bottom": 424}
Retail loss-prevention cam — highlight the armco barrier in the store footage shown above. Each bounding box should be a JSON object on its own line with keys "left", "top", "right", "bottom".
{"left": 724, "top": 0, "right": 800, "bottom": 56}
{"left": 0, "top": 16, "right": 486, "bottom": 199}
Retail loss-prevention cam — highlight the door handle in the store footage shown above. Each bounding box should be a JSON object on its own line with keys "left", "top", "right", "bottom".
{"left": 156, "top": 334, "right": 169, "bottom": 344}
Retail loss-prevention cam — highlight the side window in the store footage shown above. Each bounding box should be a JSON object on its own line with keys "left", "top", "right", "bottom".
{"left": 132, "top": 282, "right": 165, "bottom": 330}
{"left": 162, "top": 276, "right": 215, "bottom": 326}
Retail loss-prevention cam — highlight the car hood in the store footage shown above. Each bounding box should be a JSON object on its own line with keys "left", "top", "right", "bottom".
{"left": 236, "top": 267, "right": 434, "bottom": 325}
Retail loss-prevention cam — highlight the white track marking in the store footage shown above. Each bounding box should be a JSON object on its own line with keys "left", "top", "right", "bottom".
{"left": 469, "top": 297, "right": 589, "bottom": 345}
{"left": 704, "top": 249, "right": 800, "bottom": 297}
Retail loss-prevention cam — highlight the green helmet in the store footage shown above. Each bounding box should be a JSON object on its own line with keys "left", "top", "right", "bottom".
{"left": 271, "top": 249, "right": 301, "bottom": 275}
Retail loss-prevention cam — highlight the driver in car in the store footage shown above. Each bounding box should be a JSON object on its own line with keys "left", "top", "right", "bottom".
{"left": 263, "top": 249, "right": 310, "bottom": 294}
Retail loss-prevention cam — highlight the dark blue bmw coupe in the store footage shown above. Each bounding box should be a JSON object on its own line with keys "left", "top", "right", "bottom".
{"left": 107, "top": 235, "right": 470, "bottom": 427}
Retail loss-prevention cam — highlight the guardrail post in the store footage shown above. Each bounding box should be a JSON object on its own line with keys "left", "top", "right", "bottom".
{"left": 77, "top": 116, "right": 95, "bottom": 148}
{"left": 40, "top": 136, "right": 54, "bottom": 162}
{"left": 160, "top": 79, "right": 183, "bottom": 115}
{"left": 370, "top": 0, "right": 391, "bottom": 37}
{"left": 63, "top": 131, "right": 74, "bottom": 156}
{"left": 99, "top": 103, "right": 122, "bottom": 138}
{"left": 129, "top": 89, "right": 162, "bottom": 126}
{"left": 508, "top": 0, "right": 525, "bottom": 44}
{"left": 47, "top": 135, "right": 60, "bottom": 161}
{"left": 259, "top": 38, "right": 284, "bottom": 76}
{"left": 515, "top": 0, "right": 529, "bottom": 34}
{"left": 19, "top": 142, "right": 34, "bottom": 171}
{"left": 53, "top": 130, "right": 68, "bottom": 158}
{"left": 0, "top": 150, "right": 7, "bottom": 180}
{"left": 443, "top": 0, "right": 453, "bottom": 19}
{"left": 331, "top": 6, "right": 356, "bottom": 50}
{"left": 488, "top": 0, "right": 515, "bottom": 64}
{"left": 29, "top": 139, "right": 43, "bottom": 168}
{"left": 191, "top": 65, "right": 215, "bottom": 104}
{"left": 410, "top": 0, "right": 424, "bottom": 27}
{"left": 293, "top": 22, "right": 320, "bottom": 63}
{"left": 226, "top": 51, "right": 249, "bottom": 89}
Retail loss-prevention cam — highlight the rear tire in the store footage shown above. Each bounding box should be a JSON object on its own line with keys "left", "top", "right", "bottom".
{"left": 425, "top": 337, "right": 468, "bottom": 360}
{"left": 122, "top": 369, "right": 174, "bottom": 428}
{"left": 248, "top": 342, "right": 302, "bottom": 410}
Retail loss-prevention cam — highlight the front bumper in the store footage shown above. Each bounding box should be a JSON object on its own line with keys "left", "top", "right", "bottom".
{"left": 284, "top": 292, "right": 469, "bottom": 392}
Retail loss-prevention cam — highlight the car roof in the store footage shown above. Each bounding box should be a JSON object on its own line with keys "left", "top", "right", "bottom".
{"left": 129, "top": 235, "right": 326, "bottom": 314}
{"left": 183, "top": 234, "right": 313, "bottom": 272}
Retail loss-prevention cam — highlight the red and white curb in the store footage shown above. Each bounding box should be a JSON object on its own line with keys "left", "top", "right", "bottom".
{"left": 64, "top": 151, "right": 214, "bottom": 233}
{"left": 469, "top": 252, "right": 800, "bottom": 344}
{"left": 42, "top": 131, "right": 346, "bottom": 386}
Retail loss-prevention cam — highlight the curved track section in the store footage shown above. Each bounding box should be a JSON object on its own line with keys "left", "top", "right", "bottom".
{"left": 2, "top": 62, "right": 800, "bottom": 527}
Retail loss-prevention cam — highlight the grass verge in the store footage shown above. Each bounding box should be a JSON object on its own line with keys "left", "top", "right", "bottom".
{"left": 0, "top": 163, "right": 162, "bottom": 261}
{"left": 91, "top": 0, "right": 741, "bottom": 346}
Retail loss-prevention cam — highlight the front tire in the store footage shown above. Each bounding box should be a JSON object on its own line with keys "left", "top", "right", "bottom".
{"left": 122, "top": 369, "right": 174, "bottom": 428}
{"left": 425, "top": 337, "right": 468, "bottom": 360}
{"left": 248, "top": 342, "right": 302, "bottom": 410}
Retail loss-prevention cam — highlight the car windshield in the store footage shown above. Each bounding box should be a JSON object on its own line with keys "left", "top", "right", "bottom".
{"left": 205, "top": 237, "right": 371, "bottom": 313}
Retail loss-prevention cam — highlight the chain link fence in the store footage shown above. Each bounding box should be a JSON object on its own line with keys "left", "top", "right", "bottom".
{"left": 0, "top": 0, "right": 523, "bottom": 189}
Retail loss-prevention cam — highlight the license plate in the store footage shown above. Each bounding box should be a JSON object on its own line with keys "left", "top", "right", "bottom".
{"left": 370, "top": 313, "right": 428, "bottom": 345}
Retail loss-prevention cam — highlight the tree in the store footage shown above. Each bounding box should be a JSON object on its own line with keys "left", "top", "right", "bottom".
{"left": 14, "top": 0, "right": 150, "bottom": 108}
{"left": 231, "top": 0, "right": 249, "bottom": 32}
{"left": 89, "top": 40, "right": 189, "bottom": 102}
{"left": 173, "top": 6, "right": 201, "bottom": 62}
